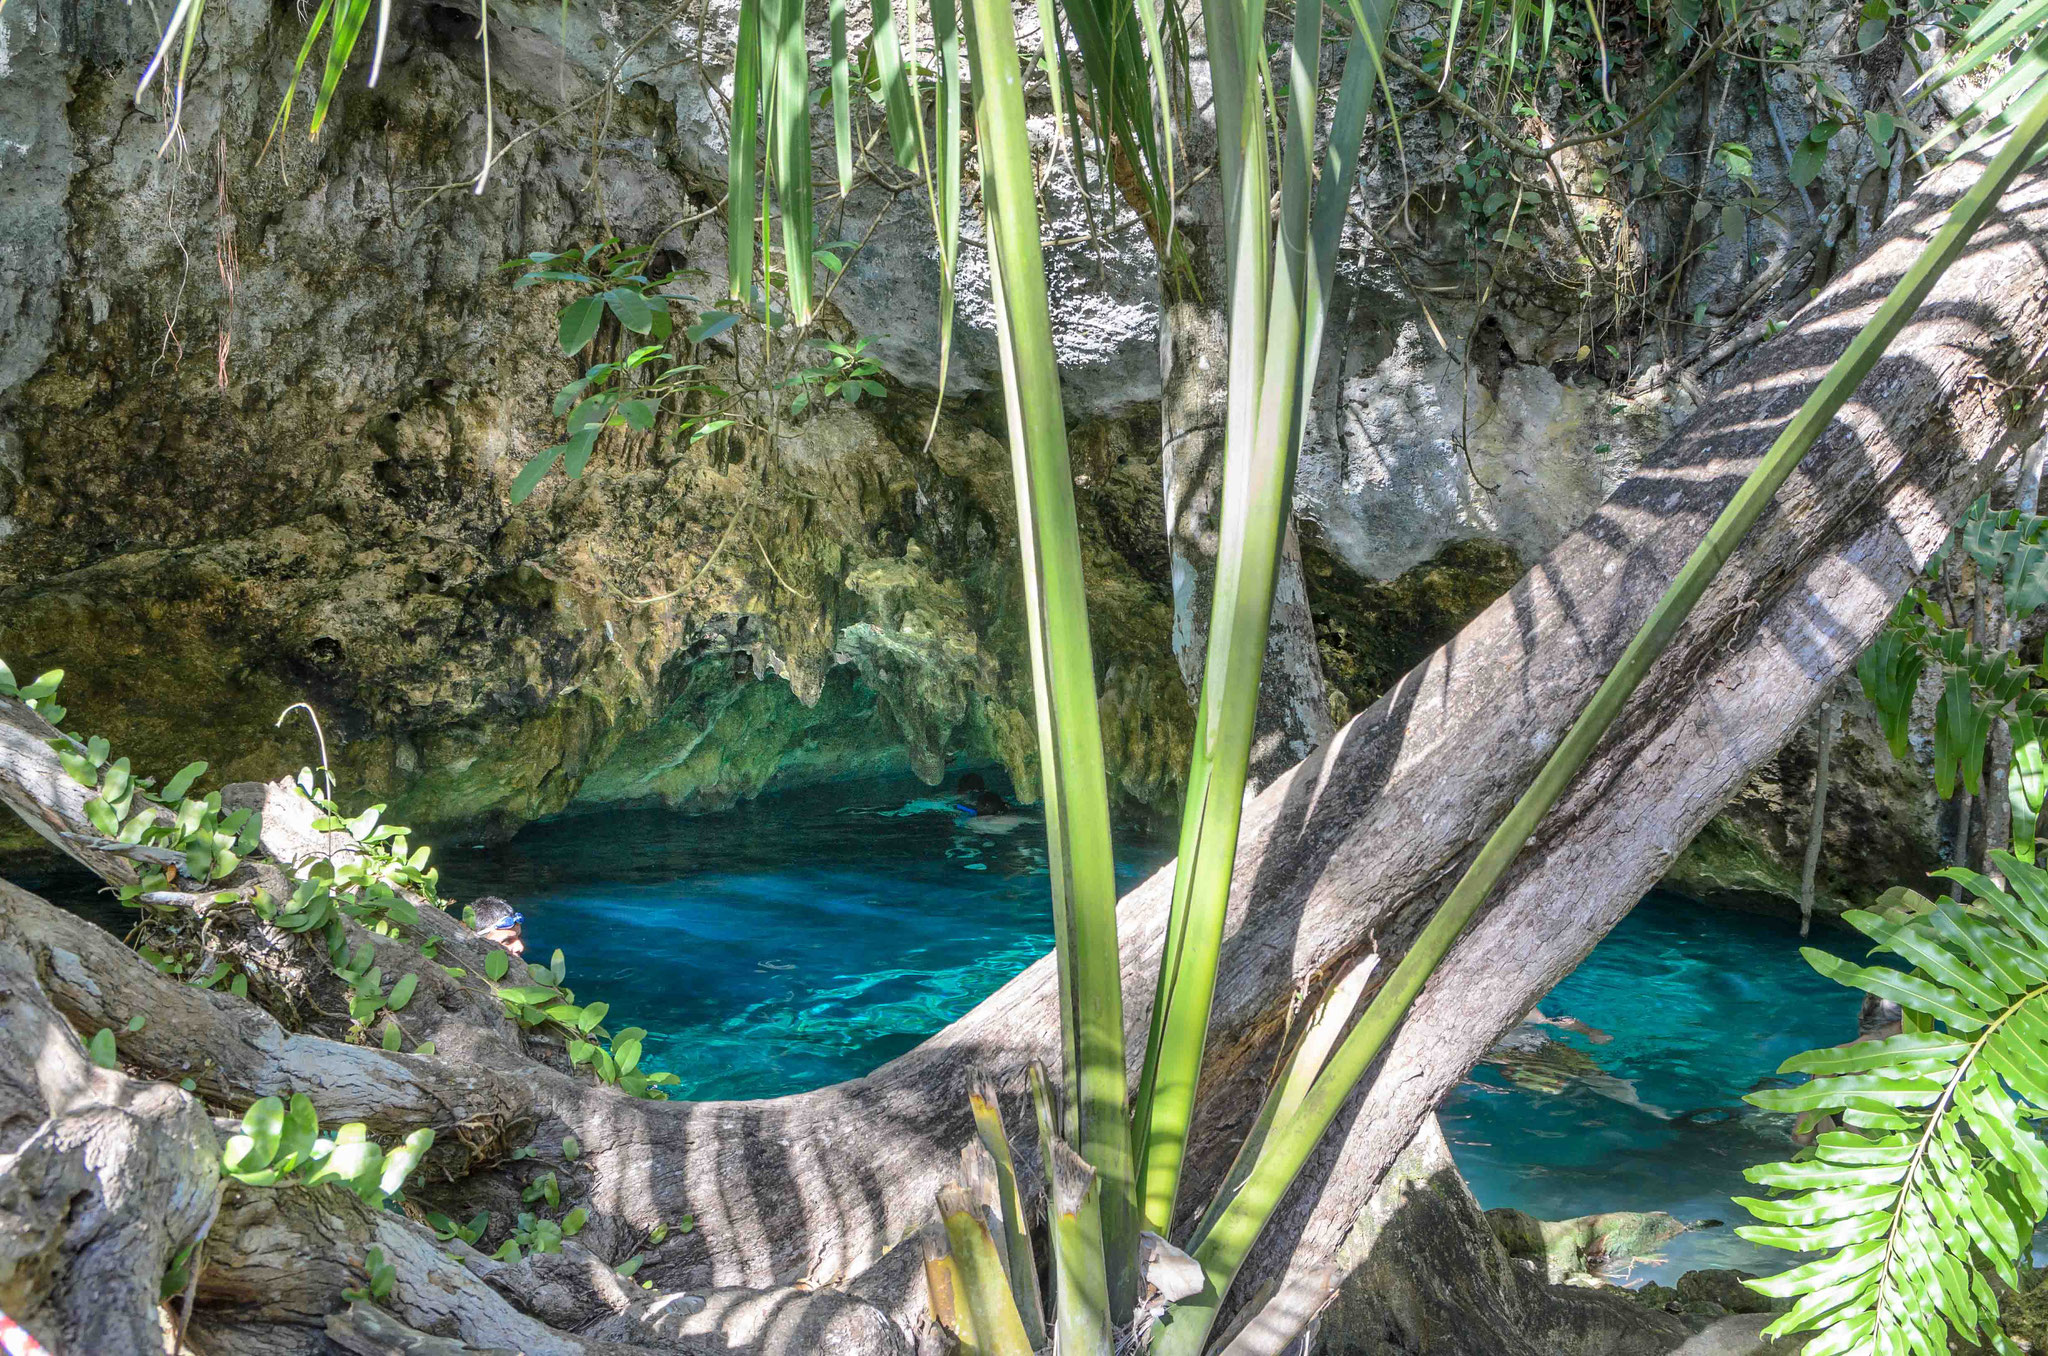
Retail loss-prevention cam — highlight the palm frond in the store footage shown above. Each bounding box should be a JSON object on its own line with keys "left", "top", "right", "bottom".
{"left": 966, "top": 1071, "right": 1047, "bottom": 1348}
{"left": 1132, "top": 0, "right": 1389, "bottom": 1237}
{"left": 910, "top": 0, "right": 965, "bottom": 445}
{"left": 1739, "top": 856, "right": 2048, "bottom": 1355}
{"left": 830, "top": 0, "right": 856, "bottom": 191}
{"left": 936, "top": 1184, "right": 1038, "bottom": 1355}
{"left": 763, "top": 0, "right": 815, "bottom": 324}
{"left": 727, "top": 0, "right": 764, "bottom": 301}
{"left": 961, "top": 0, "right": 1140, "bottom": 1310}
{"left": 871, "top": 0, "right": 923, "bottom": 169}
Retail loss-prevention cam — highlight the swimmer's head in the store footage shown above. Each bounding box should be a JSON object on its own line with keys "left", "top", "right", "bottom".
{"left": 1858, "top": 993, "right": 1902, "bottom": 1038}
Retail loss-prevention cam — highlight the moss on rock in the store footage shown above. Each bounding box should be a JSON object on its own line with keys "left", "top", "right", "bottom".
{"left": 1300, "top": 535, "right": 1527, "bottom": 720}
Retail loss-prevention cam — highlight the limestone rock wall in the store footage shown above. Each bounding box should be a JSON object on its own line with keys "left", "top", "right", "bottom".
{"left": 0, "top": 0, "right": 1189, "bottom": 847}
{"left": 0, "top": 0, "right": 1944, "bottom": 908}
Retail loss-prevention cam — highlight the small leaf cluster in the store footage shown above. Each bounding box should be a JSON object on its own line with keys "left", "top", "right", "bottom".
{"left": 504, "top": 236, "right": 886, "bottom": 503}
{"left": 491, "top": 1169, "right": 593, "bottom": 1260}
{"left": 38, "top": 674, "right": 259, "bottom": 889}
{"left": 1861, "top": 496, "right": 2048, "bottom": 857}
{"left": 298, "top": 777, "right": 443, "bottom": 901}
{"left": 425, "top": 1208, "right": 491, "bottom": 1246}
{"left": 505, "top": 240, "right": 714, "bottom": 503}
{"left": 0, "top": 659, "right": 68, "bottom": 725}
{"left": 782, "top": 336, "right": 884, "bottom": 413}
{"left": 478, "top": 944, "right": 678, "bottom": 1099}
{"left": 329, "top": 938, "right": 425, "bottom": 1045}
{"left": 1738, "top": 856, "right": 2048, "bottom": 1355}
{"left": 221, "top": 1092, "right": 435, "bottom": 1208}
{"left": 477, "top": 1148, "right": 598, "bottom": 1263}
{"left": 341, "top": 1247, "right": 398, "bottom": 1303}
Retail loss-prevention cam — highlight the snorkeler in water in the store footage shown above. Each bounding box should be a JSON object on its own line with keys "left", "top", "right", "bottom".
{"left": 953, "top": 772, "right": 1011, "bottom": 817}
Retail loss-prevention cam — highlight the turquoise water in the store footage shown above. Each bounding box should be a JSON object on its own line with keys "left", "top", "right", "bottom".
{"left": 22, "top": 771, "right": 1869, "bottom": 1285}
{"left": 433, "top": 773, "right": 1173, "bottom": 1100}
{"left": 1440, "top": 893, "right": 1864, "bottom": 1281}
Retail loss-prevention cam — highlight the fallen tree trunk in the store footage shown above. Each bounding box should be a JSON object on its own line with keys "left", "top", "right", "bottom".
{"left": 603, "top": 140, "right": 2048, "bottom": 1319}
{"left": 2, "top": 142, "right": 2045, "bottom": 1356}
{"left": 0, "top": 877, "right": 533, "bottom": 1159}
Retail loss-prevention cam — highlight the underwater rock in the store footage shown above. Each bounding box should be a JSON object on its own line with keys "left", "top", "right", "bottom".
{"left": 1307, "top": 1118, "right": 1691, "bottom": 1355}
{"left": 1675, "top": 1270, "right": 1786, "bottom": 1317}
{"left": 1664, "top": 1314, "right": 1808, "bottom": 1354}
{"left": 1485, "top": 1207, "right": 1690, "bottom": 1287}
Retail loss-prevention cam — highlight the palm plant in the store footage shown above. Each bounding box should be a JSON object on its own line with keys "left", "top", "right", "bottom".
{"left": 129, "top": 0, "right": 2048, "bottom": 1345}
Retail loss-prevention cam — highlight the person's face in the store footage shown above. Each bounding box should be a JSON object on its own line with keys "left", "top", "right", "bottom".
{"left": 484, "top": 924, "right": 525, "bottom": 956}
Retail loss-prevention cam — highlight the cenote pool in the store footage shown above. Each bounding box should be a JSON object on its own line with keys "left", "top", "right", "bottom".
{"left": 429, "top": 771, "right": 1866, "bottom": 1282}
{"left": 26, "top": 769, "right": 1872, "bottom": 1285}
{"left": 432, "top": 774, "right": 1176, "bottom": 1101}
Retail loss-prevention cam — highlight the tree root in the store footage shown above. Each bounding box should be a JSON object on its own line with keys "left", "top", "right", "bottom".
{"left": 0, "top": 918, "right": 220, "bottom": 1354}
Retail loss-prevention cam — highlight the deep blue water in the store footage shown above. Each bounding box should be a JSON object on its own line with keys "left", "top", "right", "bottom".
{"left": 1440, "top": 893, "right": 1865, "bottom": 1280}
{"left": 436, "top": 778, "right": 1872, "bottom": 1282}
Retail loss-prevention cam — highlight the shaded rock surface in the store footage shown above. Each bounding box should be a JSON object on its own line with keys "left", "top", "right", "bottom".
{"left": 0, "top": 0, "right": 1951, "bottom": 916}
{"left": 0, "top": 0, "right": 1193, "bottom": 848}
{"left": 1306, "top": 1117, "right": 1692, "bottom": 1355}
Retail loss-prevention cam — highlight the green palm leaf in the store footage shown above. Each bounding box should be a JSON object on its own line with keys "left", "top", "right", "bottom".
{"left": 960, "top": 0, "right": 1140, "bottom": 1311}
{"left": 728, "top": 0, "right": 764, "bottom": 302}
{"left": 1738, "top": 854, "right": 2048, "bottom": 1356}
{"left": 763, "top": 0, "right": 815, "bottom": 324}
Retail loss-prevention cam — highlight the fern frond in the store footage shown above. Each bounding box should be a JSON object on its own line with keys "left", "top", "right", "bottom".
{"left": 1740, "top": 855, "right": 2048, "bottom": 1355}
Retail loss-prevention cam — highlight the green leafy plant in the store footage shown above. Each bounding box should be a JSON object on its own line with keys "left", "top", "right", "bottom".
{"left": 341, "top": 1246, "right": 399, "bottom": 1303}
{"left": 220, "top": 1092, "right": 434, "bottom": 1207}
{"left": 425, "top": 1208, "right": 492, "bottom": 1246}
{"left": 12, "top": 665, "right": 670, "bottom": 1102}
{"left": 782, "top": 337, "right": 885, "bottom": 413}
{"left": 1737, "top": 856, "right": 2048, "bottom": 1354}
{"left": 1860, "top": 495, "right": 2048, "bottom": 860}
{"left": 38, "top": 673, "right": 260, "bottom": 890}
{"left": 504, "top": 237, "right": 887, "bottom": 503}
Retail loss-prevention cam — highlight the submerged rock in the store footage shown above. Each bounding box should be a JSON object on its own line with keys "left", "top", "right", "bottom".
{"left": 1665, "top": 1314, "right": 1808, "bottom": 1354}
{"left": 1674, "top": 1269, "right": 1786, "bottom": 1317}
{"left": 1307, "top": 1118, "right": 1691, "bottom": 1355}
{"left": 1485, "top": 1207, "right": 1689, "bottom": 1287}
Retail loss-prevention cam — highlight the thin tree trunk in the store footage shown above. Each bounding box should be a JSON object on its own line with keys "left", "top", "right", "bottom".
{"left": 1800, "top": 698, "right": 1834, "bottom": 938}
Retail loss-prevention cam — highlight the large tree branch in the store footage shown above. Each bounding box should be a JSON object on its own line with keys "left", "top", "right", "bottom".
{"left": 0, "top": 877, "right": 533, "bottom": 1158}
